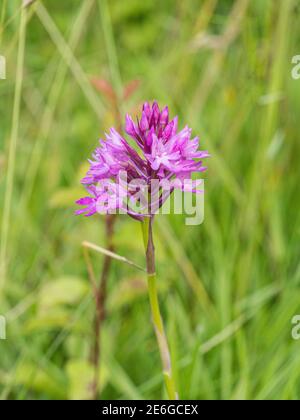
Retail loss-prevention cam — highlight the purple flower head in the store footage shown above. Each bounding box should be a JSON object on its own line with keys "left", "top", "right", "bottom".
{"left": 76, "top": 102, "right": 209, "bottom": 219}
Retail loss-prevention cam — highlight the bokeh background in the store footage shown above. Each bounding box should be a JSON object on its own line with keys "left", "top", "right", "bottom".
{"left": 0, "top": 0, "right": 300, "bottom": 400}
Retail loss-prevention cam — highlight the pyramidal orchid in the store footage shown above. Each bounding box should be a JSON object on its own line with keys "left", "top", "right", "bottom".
{"left": 76, "top": 101, "right": 208, "bottom": 219}
{"left": 76, "top": 102, "right": 209, "bottom": 400}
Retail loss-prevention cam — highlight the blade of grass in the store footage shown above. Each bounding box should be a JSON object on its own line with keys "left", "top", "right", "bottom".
{"left": 82, "top": 241, "right": 146, "bottom": 272}
{"left": 0, "top": 5, "right": 27, "bottom": 291}
{"left": 157, "top": 218, "right": 214, "bottom": 316}
{"left": 98, "top": 0, "right": 123, "bottom": 99}
{"left": 20, "top": 0, "right": 96, "bottom": 206}
{"left": 236, "top": 0, "right": 294, "bottom": 297}
{"left": 0, "top": 0, "right": 7, "bottom": 46}
{"left": 189, "top": 0, "right": 250, "bottom": 114}
{"left": 35, "top": 1, "right": 104, "bottom": 120}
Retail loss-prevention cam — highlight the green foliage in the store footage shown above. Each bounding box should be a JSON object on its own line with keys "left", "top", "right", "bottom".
{"left": 0, "top": 0, "right": 300, "bottom": 400}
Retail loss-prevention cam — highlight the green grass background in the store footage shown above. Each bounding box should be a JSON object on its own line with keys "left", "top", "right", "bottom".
{"left": 0, "top": 0, "right": 300, "bottom": 400}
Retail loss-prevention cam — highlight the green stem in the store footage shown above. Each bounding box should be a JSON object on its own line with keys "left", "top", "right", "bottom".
{"left": 141, "top": 218, "right": 178, "bottom": 400}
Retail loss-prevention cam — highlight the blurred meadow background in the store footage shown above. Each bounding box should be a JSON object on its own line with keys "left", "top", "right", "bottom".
{"left": 0, "top": 0, "right": 300, "bottom": 400}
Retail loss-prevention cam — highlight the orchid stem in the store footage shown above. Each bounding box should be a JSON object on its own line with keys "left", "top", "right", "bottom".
{"left": 141, "top": 218, "right": 178, "bottom": 400}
